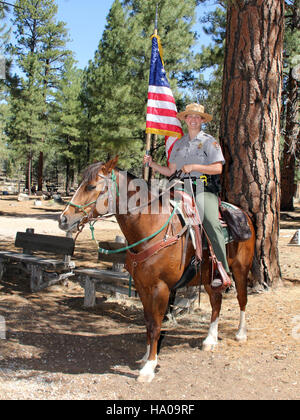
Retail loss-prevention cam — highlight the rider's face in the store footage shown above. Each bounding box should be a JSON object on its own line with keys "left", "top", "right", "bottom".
{"left": 185, "top": 114, "right": 204, "bottom": 132}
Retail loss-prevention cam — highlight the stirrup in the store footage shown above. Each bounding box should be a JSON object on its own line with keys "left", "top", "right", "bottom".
{"left": 211, "top": 271, "right": 232, "bottom": 291}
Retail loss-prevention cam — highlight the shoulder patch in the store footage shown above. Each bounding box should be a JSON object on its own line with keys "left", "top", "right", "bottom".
{"left": 212, "top": 141, "right": 221, "bottom": 150}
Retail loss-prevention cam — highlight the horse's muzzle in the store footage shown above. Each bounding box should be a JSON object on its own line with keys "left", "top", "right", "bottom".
{"left": 59, "top": 214, "right": 81, "bottom": 233}
{"left": 59, "top": 215, "right": 68, "bottom": 231}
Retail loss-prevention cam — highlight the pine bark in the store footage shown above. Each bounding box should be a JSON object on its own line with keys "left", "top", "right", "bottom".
{"left": 220, "top": 0, "right": 284, "bottom": 288}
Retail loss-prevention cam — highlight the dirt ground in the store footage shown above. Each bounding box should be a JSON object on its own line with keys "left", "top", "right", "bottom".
{"left": 0, "top": 196, "right": 299, "bottom": 401}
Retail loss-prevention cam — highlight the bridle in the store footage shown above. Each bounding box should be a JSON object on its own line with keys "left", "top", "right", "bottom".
{"left": 64, "top": 168, "right": 208, "bottom": 267}
{"left": 66, "top": 170, "right": 119, "bottom": 234}
{"left": 66, "top": 168, "right": 201, "bottom": 236}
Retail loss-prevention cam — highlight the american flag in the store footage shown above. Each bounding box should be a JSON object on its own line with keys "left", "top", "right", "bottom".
{"left": 146, "top": 34, "right": 183, "bottom": 164}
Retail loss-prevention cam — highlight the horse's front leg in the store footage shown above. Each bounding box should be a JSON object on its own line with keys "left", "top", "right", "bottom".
{"left": 137, "top": 281, "right": 170, "bottom": 383}
{"left": 202, "top": 285, "right": 222, "bottom": 351}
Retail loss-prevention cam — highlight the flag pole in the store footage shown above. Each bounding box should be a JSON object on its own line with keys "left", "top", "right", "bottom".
{"left": 144, "top": 5, "right": 159, "bottom": 182}
{"left": 144, "top": 134, "right": 152, "bottom": 181}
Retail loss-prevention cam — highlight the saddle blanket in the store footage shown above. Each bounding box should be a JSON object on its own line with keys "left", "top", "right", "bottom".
{"left": 170, "top": 199, "right": 233, "bottom": 249}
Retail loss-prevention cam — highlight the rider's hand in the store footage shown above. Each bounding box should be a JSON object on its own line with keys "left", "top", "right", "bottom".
{"left": 143, "top": 155, "right": 153, "bottom": 167}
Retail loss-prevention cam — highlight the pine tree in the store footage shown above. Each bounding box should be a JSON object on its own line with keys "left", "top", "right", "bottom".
{"left": 6, "top": 56, "right": 46, "bottom": 190}
{"left": 53, "top": 57, "right": 83, "bottom": 194}
{"left": 220, "top": 0, "right": 284, "bottom": 288}
{"left": 7, "top": 0, "right": 71, "bottom": 191}
{"left": 193, "top": 4, "right": 227, "bottom": 137}
{"left": 0, "top": 1, "right": 10, "bottom": 52}
{"left": 82, "top": 0, "right": 198, "bottom": 173}
{"left": 0, "top": 2, "right": 10, "bottom": 172}
{"left": 84, "top": 0, "right": 141, "bottom": 168}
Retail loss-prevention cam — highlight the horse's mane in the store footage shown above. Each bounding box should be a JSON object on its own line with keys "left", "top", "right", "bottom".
{"left": 81, "top": 162, "right": 137, "bottom": 184}
{"left": 81, "top": 162, "right": 104, "bottom": 184}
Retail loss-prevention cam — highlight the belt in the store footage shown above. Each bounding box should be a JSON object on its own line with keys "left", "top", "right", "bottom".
{"left": 182, "top": 176, "right": 208, "bottom": 186}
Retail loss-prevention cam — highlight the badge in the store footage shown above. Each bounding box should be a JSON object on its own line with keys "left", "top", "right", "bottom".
{"left": 198, "top": 143, "right": 203, "bottom": 150}
{"left": 213, "top": 141, "right": 221, "bottom": 150}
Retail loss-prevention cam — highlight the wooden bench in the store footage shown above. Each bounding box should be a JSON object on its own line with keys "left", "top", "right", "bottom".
{"left": 0, "top": 229, "right": 75, "bottom": 292}
{"left": 74, "top": 236, "right": 137, "bottom": 308}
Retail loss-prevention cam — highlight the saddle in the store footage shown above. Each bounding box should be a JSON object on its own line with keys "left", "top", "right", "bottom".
{"left": 172, "top": 189, "right": 252, "bottom": 248}
{"left": 170, "top": 190, "right": 252, "bottom": 291}
{"left": 125, "top": 187, "right": 252, "bottom": 290}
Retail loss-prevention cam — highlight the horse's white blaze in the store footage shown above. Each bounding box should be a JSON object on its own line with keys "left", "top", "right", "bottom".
{"left": 63, "top": 182, "right": 83, "bottom": 214}
{"left": 236, "top": 310, "right": 247, "bottom": 342}
{"left": 137, "top": 355, "right": 158, "bottom": 383}
{"left": 203, "top": 317, "right": 219, "bottom": 350}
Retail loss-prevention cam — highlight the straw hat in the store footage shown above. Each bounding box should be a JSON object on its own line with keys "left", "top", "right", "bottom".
{"left": 177, "top": 103, "right": 213, "bottom": 123}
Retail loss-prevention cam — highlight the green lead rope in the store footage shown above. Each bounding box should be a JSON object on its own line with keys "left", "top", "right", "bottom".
{"left": 69, "top": 174, "right": 179, "bottom": 298}
{"left": 97, "top": 204, "right": 179, "bottom": 255}
{"left": 97, "top": 204, "right": 178, "bottom": 299}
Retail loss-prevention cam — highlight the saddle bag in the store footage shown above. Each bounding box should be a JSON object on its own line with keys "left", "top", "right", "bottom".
{"left": 220, "top": 205, "right": 252, "bottom": 242}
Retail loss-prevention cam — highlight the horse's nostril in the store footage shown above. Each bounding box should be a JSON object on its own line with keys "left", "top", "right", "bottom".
{"left": 60, "top": 215, "right": 67, "bottom": 225}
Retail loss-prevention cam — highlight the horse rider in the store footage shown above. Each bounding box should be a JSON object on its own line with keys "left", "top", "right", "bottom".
{"left": 143, "top": 103, "right": 231, "bottom": 289}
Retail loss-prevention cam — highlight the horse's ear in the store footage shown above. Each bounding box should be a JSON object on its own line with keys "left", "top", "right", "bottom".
{"left": 103, "top": 156, "right": 119, "bottom": 174}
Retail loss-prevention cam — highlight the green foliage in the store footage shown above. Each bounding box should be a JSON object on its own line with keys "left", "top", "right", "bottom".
{"left": 2, "top": 0, "right": 295, "bottom": 188}
{"left": 4, "top": 0, "right": 72, "bottom": 187}
{"left": 82, "top": 0, "right": 198, "bottom": 174}
{"left": 284, "top": 0, "right": 300, "bottom": 71}
{"left": 53, "top": 57, "right": 83, "bottom": 165}
{"left": 0, "top": 1, "right": 11, "bottom": 52}
{"left": 192, "top": 5, "right": 226, "bottom": 138}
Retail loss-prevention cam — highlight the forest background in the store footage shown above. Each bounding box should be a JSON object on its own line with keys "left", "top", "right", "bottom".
{"left": 0, "top": 0, "right": 298, "bottom": 208}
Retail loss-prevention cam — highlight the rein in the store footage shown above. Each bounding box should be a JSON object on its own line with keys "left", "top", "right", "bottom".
{"left": 98, "top": 203, "right": 179, "bottom": 255}
{"left": 67, "top": 169, "right": 184, "bottom": 250}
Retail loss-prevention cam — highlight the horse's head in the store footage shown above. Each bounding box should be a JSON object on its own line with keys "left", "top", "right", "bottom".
{"left": 59, "top": 156, "right": 119, "bottom": 232}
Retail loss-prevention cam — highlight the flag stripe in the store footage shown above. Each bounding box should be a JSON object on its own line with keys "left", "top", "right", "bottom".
{"left": 146, "top": 120, "right": 183, "bottom": 134}
{"left": 147, "top": 106, "right": 178, "bottom": 118}
{"left": 147, "top": 99, "right": 177, "bottom": 111}
{"left": 165, "top": 136, "right": 180, "bottom": 161}
{"left": 147, "top": 92, "right": 176, "bottom": 104}
{"left": 148, "top": 85, "right": 174, "bottom": 96}
{"left": 146, "top": 113, "right": 182, "bottom": 127}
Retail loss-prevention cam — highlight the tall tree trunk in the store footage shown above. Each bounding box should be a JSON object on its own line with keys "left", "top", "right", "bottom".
{"left": 220, "top": 0, "right": 284, "bottom": 288}
{"left": 26, "top": 151, "right": 32, "bottom": 194}
{"left": 280, "top": 69, "right": 298, "bottom": 210}
{"left": 65, "top": 159, "right": 70, "bottom": 196}
{"left": 38, "top": 151, "right": 44, "bottom": 192}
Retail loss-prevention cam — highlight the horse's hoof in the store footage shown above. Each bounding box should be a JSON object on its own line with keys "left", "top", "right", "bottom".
{"left": 235, "top": 333, "right": 247, "bottom": 343}
{"left": 137, "top": 358, "right": 157, "bottom": 383}
{"left": 137, "top": 372, "right": 155, "bottom": 383}
{"left": 202, "top": 340, "right": 218, "bottom": 351}
{"left": 202, "top": 343, "right": 217, "bottom": 352}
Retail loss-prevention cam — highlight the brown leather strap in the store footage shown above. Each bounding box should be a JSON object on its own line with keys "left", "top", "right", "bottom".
{"left": 126, "top": 235, "right": 180, "bottom": 266}
{"left": 193, "top": 224, "right": 203, "bottom": 261}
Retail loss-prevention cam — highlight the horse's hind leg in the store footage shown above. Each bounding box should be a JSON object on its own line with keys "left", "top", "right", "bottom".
{"left": 231, "top": 264, "right": 248, "bottom": 342}
{"left": 137, "top": 281, "right": 170, "bottom": 383}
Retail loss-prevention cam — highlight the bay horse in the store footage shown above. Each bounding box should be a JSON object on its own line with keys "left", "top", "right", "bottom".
{"left": 59, "top": 157, "right": 255, "bottom": 383}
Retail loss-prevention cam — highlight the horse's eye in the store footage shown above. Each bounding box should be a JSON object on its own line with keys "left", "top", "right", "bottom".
{"left": 86, "top": 184, "right": 96, "bottom": 192}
